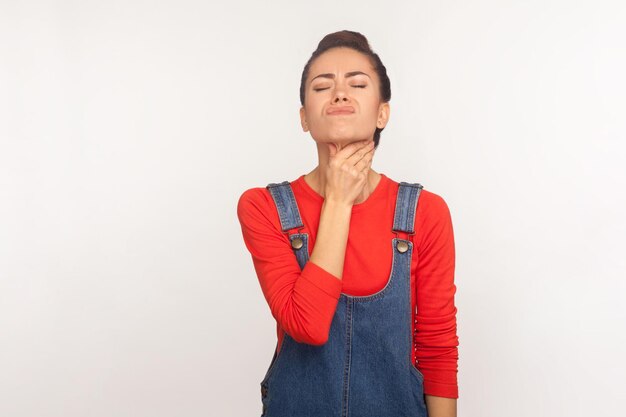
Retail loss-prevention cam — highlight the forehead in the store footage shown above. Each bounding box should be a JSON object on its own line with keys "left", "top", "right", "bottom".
{"left": 308, "top": 47, "right": 375, "bottom": 80}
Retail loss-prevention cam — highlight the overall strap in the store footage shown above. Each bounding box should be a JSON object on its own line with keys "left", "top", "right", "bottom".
{"left": 266, "top": 180, "right": 309, "bottom": 269}
{"left": 392, "top": 182, "right": 424, "bottom": 236}
{"left": 266, "top": 180, "right": 304, "bottom": 232}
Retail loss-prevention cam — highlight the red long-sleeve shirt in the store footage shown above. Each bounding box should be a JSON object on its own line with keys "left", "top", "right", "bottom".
{"left": 237, "top": 172, "right": 459, "bottom": 399}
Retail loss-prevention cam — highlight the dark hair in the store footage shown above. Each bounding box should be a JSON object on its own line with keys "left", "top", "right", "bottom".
{"left": 299, "top": 30, "right": 391, "bottom": 149}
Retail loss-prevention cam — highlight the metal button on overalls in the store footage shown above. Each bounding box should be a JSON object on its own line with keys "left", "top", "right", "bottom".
{"left": 291, "top": 237, "right": 303, "bottom": 249}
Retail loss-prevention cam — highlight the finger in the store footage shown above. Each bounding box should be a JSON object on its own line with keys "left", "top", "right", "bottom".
{"left": 346, "top": 142, "right": 374, "bottom": 166}
{"left": 335, "top": 140, "right": 371, "bottom": 161}
{"left": 354, "top": 148, "right": 374, "bottom": 172}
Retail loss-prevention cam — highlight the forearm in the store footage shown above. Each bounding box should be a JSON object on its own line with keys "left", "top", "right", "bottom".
{"left": 425, "top": 395, "right": 457, "bottom": 417}
{"left": 308, "top": 199, "right": 352, "bottom": 279}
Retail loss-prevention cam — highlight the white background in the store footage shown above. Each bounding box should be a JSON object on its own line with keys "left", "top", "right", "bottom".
{"left": 1, "top": 1, "right": 624, "bottom": 416}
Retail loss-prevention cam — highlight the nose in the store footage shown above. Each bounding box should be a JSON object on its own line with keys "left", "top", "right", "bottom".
{"left": 332, "top": 85, "right": 350, "bottom": 103}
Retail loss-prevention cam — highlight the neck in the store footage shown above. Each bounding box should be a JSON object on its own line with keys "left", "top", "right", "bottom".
{"left": 306, "top": 141, "right": 380, "bottom": 204}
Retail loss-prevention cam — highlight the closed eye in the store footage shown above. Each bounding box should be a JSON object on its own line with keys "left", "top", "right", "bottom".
{"left": 313, "top": 85, "right": 367, "bottom": 92}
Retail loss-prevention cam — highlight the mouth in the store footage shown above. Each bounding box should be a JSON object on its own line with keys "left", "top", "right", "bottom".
{"left": 327, "top": 106, "right": 355, "bottom": 115}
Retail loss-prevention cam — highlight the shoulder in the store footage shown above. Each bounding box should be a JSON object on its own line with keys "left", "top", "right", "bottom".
{"left": 237, "top": 186, "right": 274, "bottom": 218}
{"left": 237, "top": 182, "right": 300, "bottom": 235}
{"left": 237, "top": 186, "right": 269, "bottom": 207}
{"left": 237, "top": 177, "right": 301, "bottom": 218}
{"left": 416, "top": 188, "right": 451, "bottom": 219}
{"left": 388, "top": 175, "right": 451, "bottom": 219}
{"left": 384, "top": 174, "right": 453, "bottom": 233}
{"left": 413, "top": 187, "right": 454, "bottom": 249}
{"left": 236, "top": 184, "right": 291, "bottom": 244}
{"left": 391, "top": 182, "right": 454, "bottom": 239}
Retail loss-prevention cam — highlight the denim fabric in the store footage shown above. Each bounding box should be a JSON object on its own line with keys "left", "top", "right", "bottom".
{"left": 262, "top": 180, "right": 427, "bottom": 417}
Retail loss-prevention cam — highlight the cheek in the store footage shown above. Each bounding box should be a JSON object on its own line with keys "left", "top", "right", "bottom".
{"left": 363, "top": 100, "right": 382, "bottom": 119}
{"left": 305, "top": 96, "right": 325, "bottom": 114}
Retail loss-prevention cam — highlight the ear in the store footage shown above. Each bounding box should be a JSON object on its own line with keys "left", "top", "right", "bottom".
{"left": 376, "top": 102, "right": 390, "bottom": 129}
{"left": 300, "top": 106, "right": 309, "bottom": 132}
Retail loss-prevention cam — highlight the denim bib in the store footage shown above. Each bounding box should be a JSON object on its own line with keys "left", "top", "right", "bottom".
{"left": 260, "top": 178, "right": 427, "bottom": 417}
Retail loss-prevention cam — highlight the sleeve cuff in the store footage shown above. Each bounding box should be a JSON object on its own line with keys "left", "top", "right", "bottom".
{"left": 423, "top": 379, "right": 459, "bottom": 399}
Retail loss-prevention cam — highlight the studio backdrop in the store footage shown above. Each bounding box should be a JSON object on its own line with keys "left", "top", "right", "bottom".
{"left": 1, "top": 1, "right": 624, "bottom": 416}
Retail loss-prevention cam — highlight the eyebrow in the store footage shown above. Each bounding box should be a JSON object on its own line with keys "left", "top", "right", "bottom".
{"left": 310, "top": 71, "right": 371, "bottom": 84}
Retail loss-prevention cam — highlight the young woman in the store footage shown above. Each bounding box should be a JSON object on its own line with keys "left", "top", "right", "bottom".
{"left": 237, "top": 30, "right": 459, "bottom": 417}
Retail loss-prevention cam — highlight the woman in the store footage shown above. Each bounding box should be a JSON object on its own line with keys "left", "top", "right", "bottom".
{"left": 237, "top": 30, "right": 459, "bottom": 417}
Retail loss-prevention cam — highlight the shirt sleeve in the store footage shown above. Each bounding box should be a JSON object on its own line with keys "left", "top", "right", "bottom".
{"left": 237, "top": 187, "right": 343, "bottom": 345}
{"left": 414, "top": 191, "right": 460, "bottom": 399}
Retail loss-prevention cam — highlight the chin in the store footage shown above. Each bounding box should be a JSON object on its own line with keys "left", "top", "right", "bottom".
{"left": 325, "top": 130, "right": 361, "bottom": 142}
{"left": 310, "top": 128, "right": 370, "bottom": 144}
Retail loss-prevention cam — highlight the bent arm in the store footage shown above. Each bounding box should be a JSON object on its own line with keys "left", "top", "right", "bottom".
{"left": 237, "top": 188, "right": 351, "bottom": 345}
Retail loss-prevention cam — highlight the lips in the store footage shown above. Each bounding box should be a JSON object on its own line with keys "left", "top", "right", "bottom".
{"left": 327, "top": 106, "right": 355, "bottom": 115}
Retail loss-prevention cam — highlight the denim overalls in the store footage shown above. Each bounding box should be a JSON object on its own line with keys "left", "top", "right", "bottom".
{"left": 260, "top": 178, "right": 428, "bottom": 417}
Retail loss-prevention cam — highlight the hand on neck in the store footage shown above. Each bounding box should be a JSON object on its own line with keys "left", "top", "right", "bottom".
{"left": 306, "top": 138, "right": 379, "bottom": 205}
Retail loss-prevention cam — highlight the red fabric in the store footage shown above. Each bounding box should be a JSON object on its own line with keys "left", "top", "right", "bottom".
{"left": 237, "top": 173, "right": 459, "bottom": 399}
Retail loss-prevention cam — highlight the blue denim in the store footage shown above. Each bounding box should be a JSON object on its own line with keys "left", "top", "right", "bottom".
{"left": 261, "top": 179, "right": 427, "bottom": 417}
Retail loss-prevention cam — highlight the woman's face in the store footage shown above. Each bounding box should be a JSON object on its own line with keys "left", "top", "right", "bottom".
{"left": 300, "top": 47, "right": 390, "bottom": 146}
